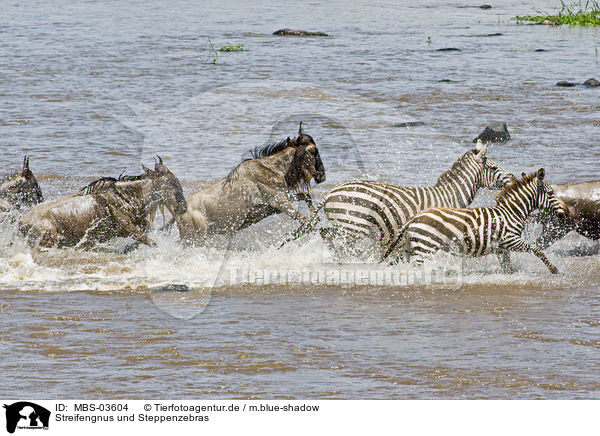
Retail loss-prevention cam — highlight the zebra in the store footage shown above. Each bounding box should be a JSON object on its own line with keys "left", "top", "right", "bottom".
{"left": 381, "top": 168, "right": 569, "bottom": 274}
{"left": 281, "top": 141, "right": 513, "bottom": 257}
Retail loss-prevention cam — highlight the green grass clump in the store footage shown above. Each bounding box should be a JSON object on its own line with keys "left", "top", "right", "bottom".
{"left": 514, "top": 0, "right": 600, "bottom": 25}
{"left": 206, "top": 39, "right": 218, "bottom": 64}
{"left": 219, "top": 43, "right": 245, "bottom": 52}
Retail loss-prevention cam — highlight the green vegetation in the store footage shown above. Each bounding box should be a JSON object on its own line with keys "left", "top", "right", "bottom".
{"left": 427, "top": 36, "right": 432, "bottom": 44}
{"left": 514, "top": 0, "right": 600, "bottom": 26}
{"left": 219, "top": 43, "right": 245, "bottom": 52}
{"left": 206, "top": 39, "right": 218, "bottom": 64}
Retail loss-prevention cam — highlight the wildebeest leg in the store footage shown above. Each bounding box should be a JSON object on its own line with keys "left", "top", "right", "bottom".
{"left": 123, "top": 233, "right": 156, "bottom": 253}
{"left": 291, "top": 192, "right": 316, "bottom": 214}
{"left": 116, "top": 216, "right": 157, "bottom": 252}
{"left": 268, "top": 192, "right": 310, "bottom": 225}
{"left": 159, "top": 217, "right": 175, "bottom": 232}
{"left": 21, "top": 221, "right": 61, "bottom": 248}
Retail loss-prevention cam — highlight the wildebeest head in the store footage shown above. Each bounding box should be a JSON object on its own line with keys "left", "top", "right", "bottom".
{"left": 285, "top": 122, "right": 326, "bottom": 189}
{"left": 0, "top": 157, "right": 44, "bottom": 208}
{"left": 143, "top": 156, "right": 187, "bottom": 217}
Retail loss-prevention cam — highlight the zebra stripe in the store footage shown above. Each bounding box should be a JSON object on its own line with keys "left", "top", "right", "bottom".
{"left": 383, "top": 169, "right": 568, "bottom": 274}
{"left": 320, "top": 142, "right": 512, "bottom": 249}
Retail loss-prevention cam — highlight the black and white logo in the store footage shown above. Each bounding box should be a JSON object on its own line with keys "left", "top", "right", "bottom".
{"left": 3, "top": 402, "right": 50, "bottom": 434}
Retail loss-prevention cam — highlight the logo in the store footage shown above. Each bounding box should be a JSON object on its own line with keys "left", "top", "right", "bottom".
{"left": 3, "top": 402, "right": 50, "bottom": 434}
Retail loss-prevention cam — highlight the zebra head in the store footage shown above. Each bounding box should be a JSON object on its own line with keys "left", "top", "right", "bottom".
{"left": 527, "top": 168, "right": 569, "bottom": 218}
{"left": 471, "top": 140, "right": 513, "bottom": 190}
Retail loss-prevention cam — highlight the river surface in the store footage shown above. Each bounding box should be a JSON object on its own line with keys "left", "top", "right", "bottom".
{"left": 1, "top": 0, "right": 600, "bottom": 399}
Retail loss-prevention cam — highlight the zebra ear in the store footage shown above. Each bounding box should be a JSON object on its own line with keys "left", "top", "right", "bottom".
{"left": 537, "top": 168, "right": 545, "bottom": 181}
{"left": 474, "top": 140, "right": 487, "bottom": 159}
{"left": 521, "top": 172, "right": 527, "bottom": 178}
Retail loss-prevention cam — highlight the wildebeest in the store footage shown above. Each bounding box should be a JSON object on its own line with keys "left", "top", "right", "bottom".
{"left": 175, "top": 123, "right": 326, "bottom": 242}
{"left": 19, "top": 157, "right": 187, "bottom": 249}
{"left": 535, "top": 197, "right": 600, "bottom": 250}
{"left": 553, "top": 179, "right": 600, "bottom": 201}
{"left": 0, "top": 157, "right": 44, "bottom": 212}
{"left": 531, "top": 180, "right": 600, "bottom": 251}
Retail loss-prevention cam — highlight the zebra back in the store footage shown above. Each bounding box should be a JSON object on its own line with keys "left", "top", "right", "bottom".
{"left": 383, "top": 169, "right": 568, "bottom": 261}
{"left": 322, "top": 145, "right": 511, "bottom": 246}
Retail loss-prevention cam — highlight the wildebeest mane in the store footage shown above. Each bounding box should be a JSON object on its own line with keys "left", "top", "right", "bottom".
{"left": 80, "top": 171, "right": 157, "bottom": 195}
{"left": 80, "top": 177, "right": 118, "bottom": 195}
{"left": 224, "top": 137, "right": 294, "bottom": 183}
{"left": 118, "top": 173, "right": 148, "bottom": 182}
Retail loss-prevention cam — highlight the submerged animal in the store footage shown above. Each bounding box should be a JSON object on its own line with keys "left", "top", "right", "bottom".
{"left": 553, "top": 179, "right": 600, "bottom": 201}
{"left": 535, "top": 197, "right": 600, "bottom": 250}
{"left": 527, "top": 179, "right": 600, "bottom": 251}
{"left": 273, "top": 28, "right": 329, "bottom": 36}
{"left": 19, "top": 157, "right": 186, "bottom": 249}
{"left": 382, "top": 169, "right": 568, "bottom": 274}
{"left": 0, "top": 157, "right": 44, "bottom": 212}
{"left": 175, "top": 123, "right": 326, "bottom": 243}
{"left": 282, "top": 141, "right": 513, "bottom": 258}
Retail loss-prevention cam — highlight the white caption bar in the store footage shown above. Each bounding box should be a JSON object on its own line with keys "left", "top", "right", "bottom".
{"left": 0, "top": 400, "right": 597, "bottom": 435}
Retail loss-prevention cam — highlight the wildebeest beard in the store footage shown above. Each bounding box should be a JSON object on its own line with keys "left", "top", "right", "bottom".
{"left": 284, "top": 147, "right": 324, "bottom": 194}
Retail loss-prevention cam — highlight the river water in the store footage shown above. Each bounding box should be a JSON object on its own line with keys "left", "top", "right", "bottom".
{"left": 1, "top": 0, "right": 600, "bottom": 399}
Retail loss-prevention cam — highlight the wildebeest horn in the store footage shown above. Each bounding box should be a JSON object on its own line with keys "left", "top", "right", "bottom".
{"left": 142, "top": 164, "right": 152, "bottom": 173}
{"left": 298, "top": 121, "right": 303, "bottom": 135}
{"left": 155, "top": 155, "right": 164, "bottom": 172}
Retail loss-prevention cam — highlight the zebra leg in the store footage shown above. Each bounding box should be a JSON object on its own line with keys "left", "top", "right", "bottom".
{"left": 319, "top": 227, "right": 362, "bottom": 261}
{"left": 501, "top": 236, "right": 559, "bottom": 274}
{"left": 319, "top": 227, "right": 338, "bottom": 254}
{"left": 498, "top": 251, "right": 518, "bottom": 274}
{"left": 530, "top": 247, "right": 559, "bottom": 274}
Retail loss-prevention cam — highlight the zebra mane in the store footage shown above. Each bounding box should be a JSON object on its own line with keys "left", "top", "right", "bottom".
{"left": 224, "top": 137, "right": 294, "bottom": 183}
{"left": 435, "top": 150, "right": 475, "bottom": 185}
{"left": 495, "top": 172, "right": 536, "bottom": 204}
{"left": 80, "top": 177, "right": 117, "bottom": 195}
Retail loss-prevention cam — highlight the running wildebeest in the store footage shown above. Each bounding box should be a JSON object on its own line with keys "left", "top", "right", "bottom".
{"left": 0, "top": 157, "right": 43, "bottom": 212}
{"left": 175, "top": 123, "right": 326, "bottom": 243}
{"left": 19, "top": 157, "right": 187, "bottom": 249}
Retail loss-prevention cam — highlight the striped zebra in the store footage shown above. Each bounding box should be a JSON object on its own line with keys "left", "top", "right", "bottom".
{"left": 381, "top": 169, "right": 568, "bottom": 274}
{"left": 282, "top": 141, "right": 512, "bottom": 256}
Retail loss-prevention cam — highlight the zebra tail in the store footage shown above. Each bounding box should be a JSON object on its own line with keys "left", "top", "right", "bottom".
{"left": 380, "top": 222, "right": 409, "bottom": 263}
{"left": 278, "top": 196, "right": 328, "bottom": 249}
